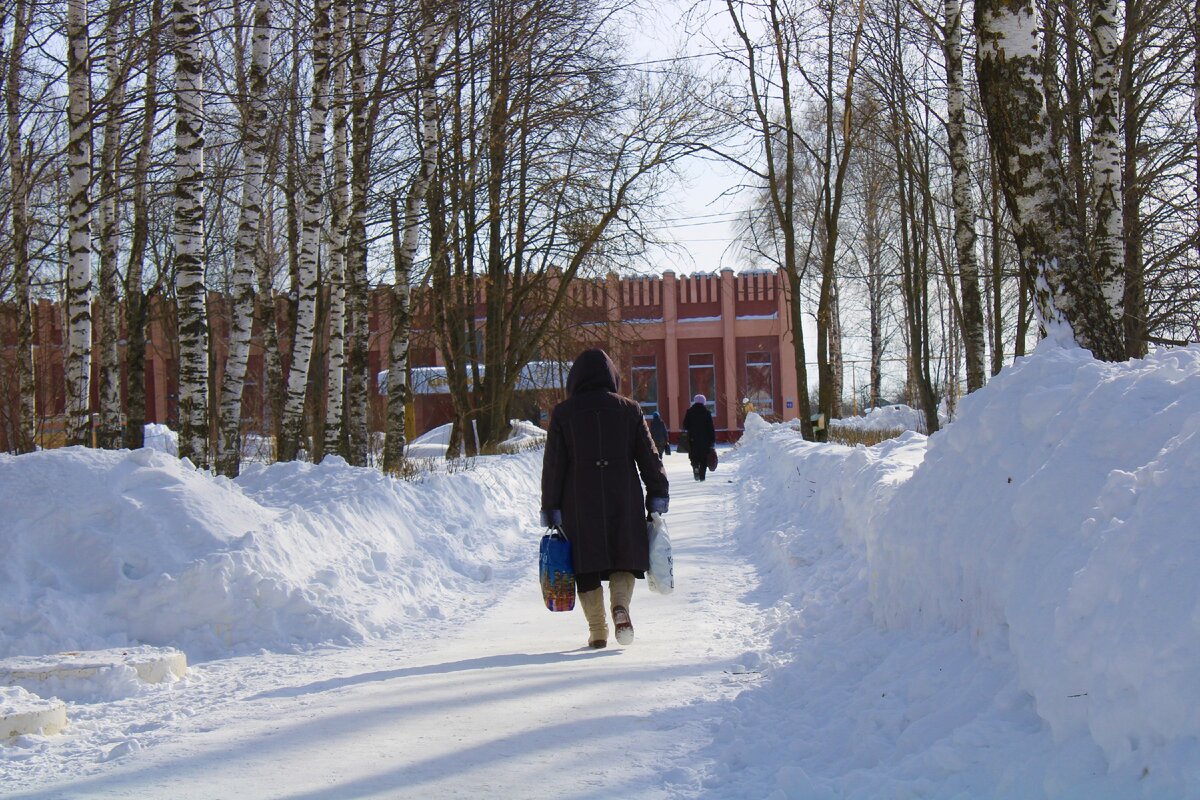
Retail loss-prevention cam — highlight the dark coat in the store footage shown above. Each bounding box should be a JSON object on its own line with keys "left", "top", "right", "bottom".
{"left": 541, "top": 350, "right": 670, "bottom": 575}
{"left": 683, "top": 402, "right": 716, "bottom": 454}
{"left": 648, "top": 414, "right": 669, "bottom": 447}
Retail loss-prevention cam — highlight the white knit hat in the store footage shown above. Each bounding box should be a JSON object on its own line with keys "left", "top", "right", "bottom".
{"left": 693, "top": 394, "right": 706, "bottom": 404}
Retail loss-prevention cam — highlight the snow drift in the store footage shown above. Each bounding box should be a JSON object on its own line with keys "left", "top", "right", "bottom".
{"left": 736, "top": 342, "right": 1200, "bottom": 789}
{"left": 0, "top": 448, "right": 540, "bottom": 662}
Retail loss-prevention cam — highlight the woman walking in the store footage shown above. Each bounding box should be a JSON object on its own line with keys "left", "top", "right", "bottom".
{"left": 648, "top": 411, "right": 670, "bottom": 458}
{"left": 683, "top": 394, "right": 716, "bottom": 481}
{"left": 541, "top": 349, "right": 670, "bottom": 648}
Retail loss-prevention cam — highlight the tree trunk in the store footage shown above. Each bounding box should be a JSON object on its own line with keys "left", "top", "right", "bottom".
{"left": 255, "top": 222, "right": 283, "bottom": 454}
{"left": 1090, "top": 0, "right": 1125, "bottom": 320}
{"left": 173, "top": 0, "right": 210, "bottom": 466}
{"left": 216, "top": 0, "right": 271, "bottom": 478}
{"left": 382, "top": 196, "right": 414, "bottom": 473}
{"left": 343, "top": 0, "right": 371, "bottom": 466}
{"left": 96, "top": 3, "right": 126, "bottom": 450}
{"left": 65, "top": 0, "right": 94, "bottom": 448}
{"left": 816, "top": 0, "right": 865, "bottom": 430}
{"left": 1122, "top": 0, "right": 1148, "bottom": 358}
{"left": 7, "top": 0, "right": 35, "bottom": 453}
{"left": 829, "top": 277, "right": 843, "bottom": 419}
{"left": 123, "top": 0, "right": 162, "bottom": 451}
{"left": 322, "top": 0, "right": 350, "bottom": 462}
{"left": 279, "top": 0, "right": 332, "bottom": 462}
{"left": 726, "top": 0, "right": 814, "bottom": 440}
{"left": 382, "top": 1, "right": 443, "bottom": 473}
{"left": 989, "top": 154, "right": 1005, "bottom": 376}
{"left": 865, "top": 175, "right": 884, "bottom": 409}
{"left": 974, "top": 0, "right": 1125, "bottom": 362}
{"left": 944, "top": 0, "right": 986, "bottom": 393}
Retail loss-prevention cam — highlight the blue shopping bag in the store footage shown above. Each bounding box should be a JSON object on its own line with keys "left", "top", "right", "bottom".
{"left": 539, "top": 528, "right": 576, "bottom": 612}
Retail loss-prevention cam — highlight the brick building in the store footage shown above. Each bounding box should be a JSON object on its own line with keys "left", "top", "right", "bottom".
{"left": 0, "top": 268, "right": 799, "bottom": 450}
{"left": 403, "top": 268, "right": 799, "bottom": 441}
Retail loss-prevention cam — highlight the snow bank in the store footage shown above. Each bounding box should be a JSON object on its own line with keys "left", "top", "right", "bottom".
{"left": 0, "top": 448, "right": 539, "bottom": 662}
{"left": 735, "top": 342, "right": 1200, "bottom": 789}
{"left": 876, "top": 344, "right": 1200, "bottom": 770}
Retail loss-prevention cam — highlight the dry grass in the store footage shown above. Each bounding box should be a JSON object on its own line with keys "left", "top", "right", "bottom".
{"left": 827, "top": 425, "right": 909, "bottom": 447}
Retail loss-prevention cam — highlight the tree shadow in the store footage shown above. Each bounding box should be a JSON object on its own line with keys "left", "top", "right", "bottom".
{"left": 248, "top": 648, "right": 619, "bottom": 702}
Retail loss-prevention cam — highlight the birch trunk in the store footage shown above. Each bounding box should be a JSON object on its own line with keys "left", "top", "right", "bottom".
{"left": 381, "top": 195, "right": 413, "bottom": 473}
{"left": 216, "top": 0, "right": 271, "bottom": 478}
{"left": 124, "top": 0, "right": 162, "bottom": 451}
{"left": 278, "top": 0, "right": 331, "bottom": 463}
{"left": 1090, "top": 0, "right": 1125, "bottom": 319}
{"left": 382, "top": 3, "right": 443, "bottom": 473}
{"left": 7, "top": 0, "right": 35, "bottom": 453}
{"left": 96, "top": 5, "right": 126, "bottom": 450}
{"left": 343, "top": 0, "right": 370, "bottom": 466}
{"left": 255, "top": 219, "right": 283, "bottom": 453}
{"left": 173, "top": 0, "right": 210, "bottom": 465}
{"left": 321, "top": 0, "right": 350, "bottom": 462}
{"left": 65, "top": 0, "right": 94, "bottom": 447}
{"left": 974, "top": 0, "right": 1125, "bottom": 362}
{"left": 944, "top": 0, "right": 987, "bottom": 393}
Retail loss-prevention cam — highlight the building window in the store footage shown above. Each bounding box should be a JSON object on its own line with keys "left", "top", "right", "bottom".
{"left": 688, "top": 353, "right": 717, "bottom": 417}
{"left": 631, "top": 354, "right": 658, "bottom": 416}
{"left": 745, "top": 351, "right": 774, "bottom": 415}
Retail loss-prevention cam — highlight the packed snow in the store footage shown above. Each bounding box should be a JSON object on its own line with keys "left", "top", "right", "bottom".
{"left": 2, "top": 341, "right": 1198, "bottom": 798}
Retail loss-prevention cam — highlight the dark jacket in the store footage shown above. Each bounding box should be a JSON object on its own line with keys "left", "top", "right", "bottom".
{"left": 683, "top": 402, "right": 716, "bottom": 454}
{"left": 541, "top": 350, "right": 669, "bottom": 575}
{"left": 648, "top": 413, "right": 669, "bottom": 447}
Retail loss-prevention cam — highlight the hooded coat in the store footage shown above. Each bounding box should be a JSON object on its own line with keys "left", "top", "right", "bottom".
{"left": 541, "top": 350, "right": 669, "bottom": 576}
{"left": 683, "top": 401, "right": 716, "bottom": 456}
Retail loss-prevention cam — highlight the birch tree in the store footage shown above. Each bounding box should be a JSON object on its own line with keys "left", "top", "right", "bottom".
{"left": 174, "top": 0, "right": 211, "bottom": 465}
{"left": 974, "top": 0, "right": 1126, "bottom": 361}
{"left": 216, "top": 0, "right": 272, "bottom": 478}
{"left": 1090, "top": 0, "right": 1125, "bottom": 323}
{"left": 65, "top": 0, "right": 94, "bottom": 447}
{"left": 382, "top": 0, "right": 443, "bottom": 474}
{"left": 319, "top": 0, "right": 350, "bottom": 463}
{"left": 278, "top": 0, "right": 332, "bottom": 463}
{"left": 95, "top": 1, "right": 129, "bottom": 450}
{"left": 7, "top": 0, "right": 35, "bottom": 453}
{"left": 343, "top": 0, "right": 372, "bottom": 466}
{"left": 943, "top": 0, "right": 986, "bottom": 393}
{"left": 123, "top": 0, "right": 163, "bottom": 451}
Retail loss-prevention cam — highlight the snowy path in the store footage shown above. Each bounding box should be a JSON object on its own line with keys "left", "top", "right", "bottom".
{"left": 8, "top": 453, "right": 766, "bottom": 799}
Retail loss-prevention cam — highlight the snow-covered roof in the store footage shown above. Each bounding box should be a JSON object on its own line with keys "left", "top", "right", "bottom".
{"left": 378, "top": 360, "right": 571, "bottom": 396}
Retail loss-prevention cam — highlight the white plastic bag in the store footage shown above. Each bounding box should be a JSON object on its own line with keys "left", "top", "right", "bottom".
{"left": 646, "top": 512, "right": 674, "bottom": 594}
